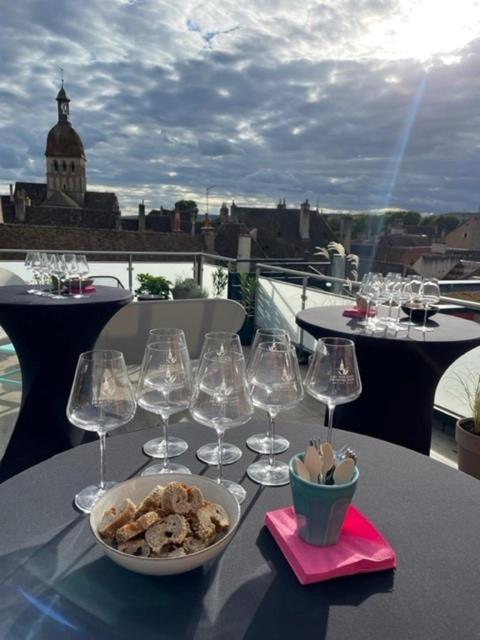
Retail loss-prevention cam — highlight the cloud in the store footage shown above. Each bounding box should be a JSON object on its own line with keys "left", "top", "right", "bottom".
{"left": 1, "top": 0, "right": 480, "bottom": 214}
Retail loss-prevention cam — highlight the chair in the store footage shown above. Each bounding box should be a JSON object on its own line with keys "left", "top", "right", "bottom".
{"left": 95, "top": 297, "right": 246, "bottom": 363}
{"left": 0, "top": 268, "right": 25, "bottom": 286}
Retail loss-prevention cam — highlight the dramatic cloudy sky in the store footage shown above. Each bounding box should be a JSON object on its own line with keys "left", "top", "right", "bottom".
{"left": 1, "top": 0, "right": 480, "bottom": 214}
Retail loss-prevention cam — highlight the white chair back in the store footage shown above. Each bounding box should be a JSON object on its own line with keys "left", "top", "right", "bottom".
{"left": 0, "top": 268, "right": 25, "bottom": 286}
{"left": 95, "top": 297, "right": 246, "bottom": 363}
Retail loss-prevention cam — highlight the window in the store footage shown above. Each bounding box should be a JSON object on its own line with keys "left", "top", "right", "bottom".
{"left": 53, "top": 160, "right": 58, "bottom": 172}
{"left": 71, "top": 162, "right": 75, "bottom": 172}
{"left": 62, "top": 161, "right": 67, "bottom": 171}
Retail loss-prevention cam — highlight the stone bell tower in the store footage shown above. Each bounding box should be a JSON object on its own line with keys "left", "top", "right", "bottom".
{"left": 45, "top": 84, "right": 87, "bottom": 206}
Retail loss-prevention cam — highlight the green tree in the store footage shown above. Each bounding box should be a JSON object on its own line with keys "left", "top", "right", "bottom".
{"left": 174, "top": 200, "right": 198, "bottom": 218}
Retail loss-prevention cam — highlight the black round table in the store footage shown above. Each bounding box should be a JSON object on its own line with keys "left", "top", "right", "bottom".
{"left": 0, "top": 285, "right": 133, "bottom": 481}
{"left": 0, "top": 420, "right": 478, "bottom": 640}
{"left": 296, "top": 306, "right": 480, "bottom": 454}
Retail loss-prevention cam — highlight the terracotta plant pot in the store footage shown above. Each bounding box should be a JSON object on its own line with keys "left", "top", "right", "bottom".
{"left": 455, "top": 418, "right": 480, "bottom": 480}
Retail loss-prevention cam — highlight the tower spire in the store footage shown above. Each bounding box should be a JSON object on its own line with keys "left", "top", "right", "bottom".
{"left": 56, "top": 80, "right": 70, "bottom": 122}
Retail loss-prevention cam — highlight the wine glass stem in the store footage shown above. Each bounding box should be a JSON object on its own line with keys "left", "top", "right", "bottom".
{"left": 162, "top": 416, "right": 169, "bottom": 471}
{"left": 268, "top": 411, "right": 277, "bottom": 467}
{"left": 422, "top": 305, "right": 428, "bottom": 330}
{"left": 99, "top": 432, "right": 106, "bottom": 491}
{"left": 216, "top": 429, "right": 224, "bottom": 483}
{"left": 327, "top": 404, "right": 335, "bottom": 445}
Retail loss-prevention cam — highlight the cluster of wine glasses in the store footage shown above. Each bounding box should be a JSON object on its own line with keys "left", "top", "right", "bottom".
{"left": 67, "top": 331, "right": 362, "bottom": 512}
{"left": 24, "top": 251, "right": 90, "bottom": 298}
{"left": 357, "top": 272, "right": 441, "bottom": 333}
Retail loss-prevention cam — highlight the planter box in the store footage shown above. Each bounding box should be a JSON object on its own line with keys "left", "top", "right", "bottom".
{"left": 455, "top": 417, "right": 480, "bottom": 479}
{"left": 238, "top": 316, "right": 255, "bottom": 345}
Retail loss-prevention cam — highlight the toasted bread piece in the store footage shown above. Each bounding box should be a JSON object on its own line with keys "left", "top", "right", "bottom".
{"left": 162, "top": 481, "right": 205, "bottom": 515}
{"left": 117, "top": 537, "right": 151, "bottom": 557}
{"left": 99, "top": 499, "right": 136, "bottom": 539}
{"left": 192, "top": 502, "right": 230, "bottom": 542}
{"left": 153, "top": 545, "right": 187, "bottom": 559}
{"left": 115, "top": 511, "right": 160, "bottom": 544}
{"left": 145, "top": 514, "right": 190, "bottom": 552}
{"left": 183, "top": 535, "right": 209, "bottom": 554}
{"left": 134, "top": 485, "right": 165, "bottom": 518}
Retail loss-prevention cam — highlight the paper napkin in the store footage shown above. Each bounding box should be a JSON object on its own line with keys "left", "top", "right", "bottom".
{"left": 265, "top": 505, "right": 396, "bottom": 585}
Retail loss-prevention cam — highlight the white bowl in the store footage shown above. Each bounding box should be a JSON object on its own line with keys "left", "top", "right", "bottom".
{"left": 89, "top": 473, "right": 241, "bottom": 575}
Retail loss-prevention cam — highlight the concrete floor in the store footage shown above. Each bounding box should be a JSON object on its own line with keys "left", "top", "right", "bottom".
{"left": 0, "top": 349, "right": 458, "bottom": 470}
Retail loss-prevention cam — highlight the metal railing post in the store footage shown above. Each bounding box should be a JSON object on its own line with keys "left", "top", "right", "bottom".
{"left": 198, "top": 254, "right": 204, "bottom": 288}
{"left": 127, "top": 255, "right": 134, "bottom": 291}
{"left": 299, "top": 276, "right": 308, "bottom": 357}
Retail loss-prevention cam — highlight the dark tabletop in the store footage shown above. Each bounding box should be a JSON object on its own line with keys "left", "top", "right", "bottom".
{"left": 0, "top": 419, "right": 479, "bottom": 640}
{"left": 297, "top": 305, "right": 480, "bottom": 345}
{"left": 0, "top": 284, "right": 133, "bottom": 308}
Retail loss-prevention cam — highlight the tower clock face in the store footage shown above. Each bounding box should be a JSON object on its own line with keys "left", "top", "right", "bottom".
{"left": 61, "top": 102, "right": 68, "bottom": 115}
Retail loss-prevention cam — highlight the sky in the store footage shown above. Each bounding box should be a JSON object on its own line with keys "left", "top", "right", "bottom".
{"left": 1, "top": 0, "right": 480, "bottom": 215}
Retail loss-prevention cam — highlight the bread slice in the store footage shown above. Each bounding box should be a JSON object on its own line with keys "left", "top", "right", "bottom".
{"left": 98, "top": 499, "right": 136, "bottom": 539}
{"left": 145, "top": 514, "right": 190, "bottom": 552}
{"left": 117, "top": 537, "right": 151, "bottom": 557}
{"left": 134, "top": 485, "right": 165, "bottom": 518}
{"left": 115, "top": 511, "right": 160, "bottom": 544}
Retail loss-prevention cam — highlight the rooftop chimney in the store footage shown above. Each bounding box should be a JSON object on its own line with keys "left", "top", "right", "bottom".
{"left": 138, "top": 200, "right": 146, "bottom": 232}
{"left": 299, "top": 199, "right": 310, "bottom": 240}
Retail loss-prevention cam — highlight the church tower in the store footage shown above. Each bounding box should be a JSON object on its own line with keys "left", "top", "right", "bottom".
{"left": 45, "top": 84, "right": 86, "bottom": 206}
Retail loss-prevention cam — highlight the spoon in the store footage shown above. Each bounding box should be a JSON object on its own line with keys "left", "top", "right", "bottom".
{"left": 304, "top": 445, "right": 324, "bottom": 483}
{"left": 295, "top": 458, "right": 311, "bottom": 482}
{"left": 333, "top": 458, "right": 355, "bottom": 485}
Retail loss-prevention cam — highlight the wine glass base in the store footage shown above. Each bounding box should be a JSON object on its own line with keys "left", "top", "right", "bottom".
{"left": 75, "top": 481, "right": 117, "bottom": 514}
{"left": 246, "top": 433, "right": 290, "bottom": 455}
{"left": 413, "top": 326, "right": 434, "bottom": 332}
{"left": 220, "top": 478, "right": 246, "bottom": 504}
{"left": 247, "top": 460, "right": 290, "bottom": 486}
{"left": 141, "top": 462, "right": 191, "bottom": 476}
{"left": 143, "top": 436, "right": 188, "bottom": 459}
{"left": 196, "top": 442, "right": 242, "bottom": 465}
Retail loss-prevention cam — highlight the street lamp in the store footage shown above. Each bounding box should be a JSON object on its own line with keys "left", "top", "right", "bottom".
{"left": 206, "top": 185, "right": 215, "bottom": 215}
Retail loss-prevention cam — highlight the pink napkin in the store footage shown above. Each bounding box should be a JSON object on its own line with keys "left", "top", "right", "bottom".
{"left": 342, "top": 306, "right": 376, "bottom": 318}
{"left": 265, "top": 505, "right": 396, "bottom": 585}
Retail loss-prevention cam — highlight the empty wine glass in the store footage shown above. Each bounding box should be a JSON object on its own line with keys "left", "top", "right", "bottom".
{"left": 25, "top": 251, "right": 41, "bottom": 294}
{"left": 142, "top": 328, "right": 190, "bottom": 461}
{"left": 248, "top": 343, "right": 304, "bottom": 486}
{"left": 137, "top": 341, "right": 193, "bottom": 475}
{"left": 191, "top": 349, "right": 253, "bottom": 504}
{"left": 63, "top": 253, "right": 78, "bottom": 297}
{"left": 304, "top": 337, "right": 362, "bottom": 445}
{"left": 414, "top": 278, "right": 441, "bottom": 333}
{"left": 195, "top": 332, "right": 244, "bottom": 466}
{"left": 67, "top": 350, "right": 136, "bottom": 513}
{"left": 246, "top": 328, "right": 291, "bottom": 455}
{"left": 49, "top": 254, "right": 66, "bottom": 299}
{"left": 76, "top": 254, "right": 90, "bottom": 295}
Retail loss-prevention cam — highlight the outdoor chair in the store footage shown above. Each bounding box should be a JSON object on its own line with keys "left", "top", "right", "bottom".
{"left": 0, "top": 268, "right": 25, "bottom": 286}
{"left": 95, "top": 297, "right": 246, "bottom": 363}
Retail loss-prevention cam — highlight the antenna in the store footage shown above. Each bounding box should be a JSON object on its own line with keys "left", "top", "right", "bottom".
{"left": 59, "top": 66, "right": 64, "bottom": 86}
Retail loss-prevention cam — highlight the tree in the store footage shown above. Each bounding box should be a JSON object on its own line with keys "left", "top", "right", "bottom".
{"left": 436, "top": 215, "right": 460, "bottom": 234}
{"left": 174, "top": 200, "right": 198, "bottom": 218}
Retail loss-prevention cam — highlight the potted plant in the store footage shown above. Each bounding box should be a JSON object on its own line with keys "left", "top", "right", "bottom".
{"left": 212, "top": 267, "right": 229, "bottom": 297}
{"left": 135, "top": 273, "right": 171, "bottom": 300}
{"left": 172, "top": 277, "right": 207, "bottom": 300}
{"left": 237, "top": 272, "right": 257, "bottom": 345}
{"left": 455, "top": 374, "right": 480, "bottom": 479}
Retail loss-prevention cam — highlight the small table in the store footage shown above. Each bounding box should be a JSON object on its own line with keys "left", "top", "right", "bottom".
{"left": 0, "top": 421, "right": 479, "bottom": 639}
{"left": 296, "top": 306, "right": 480, "bottom": 454}
{"left": 0, "top": 285, "right": 133, "bottom": 481}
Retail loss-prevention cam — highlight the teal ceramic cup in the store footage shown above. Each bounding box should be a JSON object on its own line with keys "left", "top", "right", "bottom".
{"left": 289, "top": 453, "right": 359, "bottom": 547}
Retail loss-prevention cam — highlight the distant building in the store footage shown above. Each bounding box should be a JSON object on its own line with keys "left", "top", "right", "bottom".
{"left": 0, "top": 85, "right": 120, "bottom": 229}
{"left": 445, "top": 217, "right": 480, "bottom": 250}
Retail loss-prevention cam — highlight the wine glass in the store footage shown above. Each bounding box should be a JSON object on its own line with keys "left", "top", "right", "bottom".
{"left": 67, "top": 350, "right": 136, "bottom": 513}
{"left": 248, "top": 343, "right": 304, "bottom": 486}
{"left": 195, "top": 332, "right": 244, "bottom": 466}
{"left": 76, "top": 254, "right": 90, "bottom": 295}
{"left": 137, "top": 341, "right": 193, "bottom": 475}
{"left": 304, "top": 337, "right": 362, "bottom": 445}
{"left": 63, "top": 253, "right": 79, "bottom": 297}
{"left": 25, "top": 251, "right": 41, "bottom": 294}
{"left": 141, "top": 328, "right": 190, "bottom": 461}
{"left": 414, "top": 278, "right": 441, "bottom": 333}
{"left": 246, "top": 328, "right": 291, "bottom": 455}
{"left": 190, "top": 349, "right": 253, "bottom": 504}
{"left": 49, "top": 254, "right": 66, "bottom": 299}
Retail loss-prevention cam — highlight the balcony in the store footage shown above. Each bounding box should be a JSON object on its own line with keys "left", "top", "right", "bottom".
{"left": 0, "top": 248, "right": 474, "bottom": 472}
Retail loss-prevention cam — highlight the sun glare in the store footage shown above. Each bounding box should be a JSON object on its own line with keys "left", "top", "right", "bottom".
{"left": 368, "top": 0, "right": 480, "bottom": 62}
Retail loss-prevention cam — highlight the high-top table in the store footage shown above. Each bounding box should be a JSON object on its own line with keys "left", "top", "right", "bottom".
{"left": 0, "top": 285, "right": 132, "bottom": 481}
{"left": 296, "top": 305, "right": 480, "bottom": 454}
{"left": 0, "top": 421, "right": 479, "bottom": 640}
